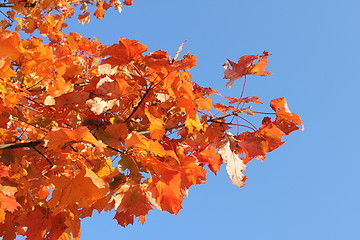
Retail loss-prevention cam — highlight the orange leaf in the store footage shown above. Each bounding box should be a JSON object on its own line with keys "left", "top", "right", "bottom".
{"left": 94, "top": 1, "right": 105, "bottom": 19}
{"left": 270, "top": 97, "right": 303, "bottom": 134}
{"left": 101, "top": 38, "right": 148, "bottom": 65}
{"left": 0, "top": 192, "right": 21, "bottom": 212}
{"left": 247, "top": 51, "right": 272, "bottom": 76}
{"left": 179, "top": 157, "right": 207, "bottom": 188}
{"left": 141, "top": 156, "right": 178, "bottom": 182}
{"left": 153, "top": 174, "right": 184, "bottom": 214}
{"left": 113, "top": 181, "right": 152, "bottom": 226}
{"left": 195, "top": 146, "right": 223, "bottom": 174}
{"left": 171, "top": 54, "right": 198, "bottom": 71}
{"left": 223, "top": 51, "right": 272, "bottom": 87}
{"left": 0, "top": 59, "right": 16, "bottom": 79}
{"left": 44, "top": 126, "right": 106, "bottom": 150}
{"left": 123, "top": 0, "right": 133, "bottom": 6}
{"left": 223, "top": 55, "right": 258, "bottom": 87}
{"left": 19, "top": 207, "right": 70, "bottom": 240}
{"left": 0, "top": 30, "right": 22, "bottom": 59}
{"left": 0, "top": 165, "right": 10, "bottom": 177}
{"left": 236, "top": 117, "right": 285, "bottom": 164}
{"left": 224, "top": 96, "right": 262, "bottom": 104}
{"left": 78, "top": 12, "right": 91, "bottom": 24}
{"left": 124, "top": 133, "right": 176, "bottom": 158}
{"left": 145, "top": 107, "right": 165, "bottom": 140}
{"left": 48, "top": 168, "right": 108, "bottom": 212}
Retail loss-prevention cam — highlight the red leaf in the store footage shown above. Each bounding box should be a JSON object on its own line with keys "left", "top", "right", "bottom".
{"left": 270, "top": 98, "right": 303, "bottom": 135}
{"left": 223, "top": 55, "right": 258, "bottom": 87}
{"left": 223, "top": 51, "right": 272, "bottom": 87}
{"left": 0, "top": 187, "right": 21, "bottom": 212}
{"left": 123, "top": 0, "right": 134, "bottom": 6}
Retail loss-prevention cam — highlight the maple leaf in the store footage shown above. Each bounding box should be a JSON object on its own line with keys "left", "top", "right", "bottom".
{"left": 270, "top": 97, "right": 303, "bottom": 134}
{"left": 44, "top": 126, "right": 106, "bottom": 151}
{"left": 18, "top": 207, "right": 63, "bottom": 240}
{"left": 141, "top": 156, "right": 178, "bottom": 182}
{"left": 94, "top": 1, "right": 105, "bottom": 19}
{"left": 101, "top": 38, "right": 148, "bottom": 65}
{"left": 152, "top": 174, "right": 184, "bottom": 214}
{"left": 236, "top": 117, "right": 286, "bottom": 164}
{"left": 145, "top": 107, "right": 165, "bottom": 140}
{"left": 0, "top": 190, "right": 21, "bottom": 212}
{"left": 113, "top": 180, "right": 152, "bottom": 226}
{"left": 86, "top": 97, "right": 119, "bottom": 115}
{"left": 223, "top": 51, "right": 272, "bottom": 87}
{"left": 48, "top": 167, "right": 108, "bottom": 213}
{"left": 247, "top": 51, "right": 272, "bottom": 76}
{"left": 194, "top": 146, "right": 223, "bottom": 174}
{"left": 224, "top": 96, "right": 263, "bottom": 104}
{"left": 223, "top": 55, "right": 258, "bottom": 87}
{"left": 0, "top": 30, "right": 22, "bottom": 59}
{"left": 124, "top": 133, "right": 177, "bottom": 159}
{"left": 218, "top": 139, "right": 247, "bottom": 187}
{"left": 0, "top": 165, "right": 10, "bottom": 178}
{"left": 179, "top": 156, "right": 207, "bottom": 188}
{"left": 78, "top": 12, "right": 91, "bottom": 24}
{"left": 123, "top": 0, "right": 134, "bottom": 5}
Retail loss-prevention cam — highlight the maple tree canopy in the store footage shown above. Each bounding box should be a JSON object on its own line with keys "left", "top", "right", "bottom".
{"left": 0, "top": 1, "right": 303, "bottom": 239}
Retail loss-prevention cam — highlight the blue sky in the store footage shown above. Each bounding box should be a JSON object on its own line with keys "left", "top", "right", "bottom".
{"left": 26, "top": 0, "right": 360, "bottom": 239}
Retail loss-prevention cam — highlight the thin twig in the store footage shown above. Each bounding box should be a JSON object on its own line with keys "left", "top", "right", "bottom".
{"left": 124, "top": 85, "right": 153, "bottom": 123}
{"left": 31, "top": 146, "right": 53, "bottom": 166}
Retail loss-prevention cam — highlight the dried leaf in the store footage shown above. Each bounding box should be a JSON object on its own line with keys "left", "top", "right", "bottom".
{"left": 218, "top": 139, "right": 247, "bottom": 187}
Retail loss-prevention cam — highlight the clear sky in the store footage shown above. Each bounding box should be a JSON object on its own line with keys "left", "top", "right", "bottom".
{"left": 21, "top": 0, "right": 360, "bottom": 239}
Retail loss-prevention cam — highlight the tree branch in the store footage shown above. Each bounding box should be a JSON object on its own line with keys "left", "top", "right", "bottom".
{"left": 0, "top": 140, "right": 42, "bottom": 150}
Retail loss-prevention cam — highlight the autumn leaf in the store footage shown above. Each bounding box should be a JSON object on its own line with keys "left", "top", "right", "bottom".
{"left": 223, "top": 51, "right": 272, "bottom": 87}
{"left": 0, "top": 191, "right": 21, "bottom": 212}
{"left": 194, "top": 145, "right": 223, "bottom": 174}
{"left": 78, "top": 12, "right": 90, "bottom": 24}
{"left": 48, "top": 168, "right": 108, "bottom": 213}
{"left": 179, "top": 156, "right": 207, "bottom": 188}
{"left": 101, "top": 38, "right": 148, "bottom": 65}
{"left": 223, "top": 55, "right": 258, "bottom": 87}
{"left": 123, "top": 0, "right": 134, "bottom": 5}
{"left": 124, "top": 133, "right": 177, "bottom": 159}
{"left": 145, "top": 107, "right": 165, "bottom": 140}
{"left": 247, "top": 51, "right": 272, "bottom": 76}
{"left": 270, "top": 97, "right": 303, "bottom": 134}
{"left": 0, "top": 30, "right": 22, "bottom": 59}
{"left": 113, "top": 180, "right": 152, "bottom": 226}
{"left": 94, "top": 1, "right": 105, "bottom": 19}
{"left": 44, "top": 126, "right": 106, "bottom": 151}
{"left": 218, "top": 138, "right": 247, "bottom": 187}
{"left": 152, "top": 174, "right": 184, "bottom": 214}
{"left": 236, "top": 117, "right": 286, "bottom": 164}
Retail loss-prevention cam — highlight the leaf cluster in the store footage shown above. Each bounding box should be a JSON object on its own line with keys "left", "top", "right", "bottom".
{"left": 0, "top": 1, "right": 302, "bottom": 239}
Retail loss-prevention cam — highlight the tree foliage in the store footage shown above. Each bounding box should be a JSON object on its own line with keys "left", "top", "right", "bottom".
{"left": 0, "top": 0, "right": 302, "bottom": 239}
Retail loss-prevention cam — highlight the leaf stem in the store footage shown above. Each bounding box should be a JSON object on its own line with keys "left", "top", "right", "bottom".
{"left": 124, "top": 85, "right": 153, "bottom": 123}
